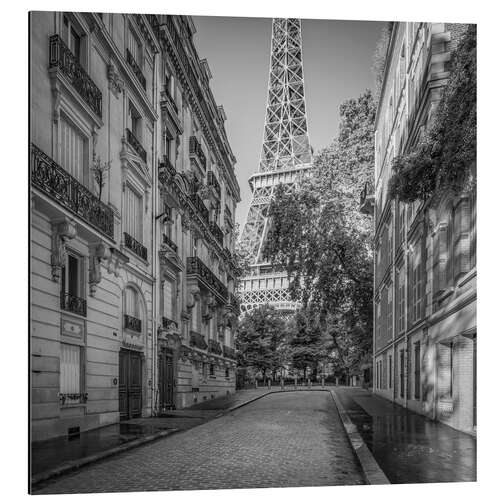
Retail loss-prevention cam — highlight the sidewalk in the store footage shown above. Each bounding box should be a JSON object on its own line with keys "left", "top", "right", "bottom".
{"left": 30, "top": 387, "right": 277, "bottom": 485}
{"left": 332, "top": 386, "right": 476, "bottom": 484}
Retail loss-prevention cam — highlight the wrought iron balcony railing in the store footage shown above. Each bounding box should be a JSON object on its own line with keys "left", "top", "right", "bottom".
{"left": 189, "top": 136, "right": 206, "bottom": 171}
{"left": 124, "top": 232, "right": 148, "bottom": 261}
{"left": 126, "top": 128, "right": 147, "bottom": 163}
{"left": 208, "top": 339, "right": 223, "bottom": 355}
{"left": 59, "top": 392, "right": 88, "bottom": 405}
{"left": 124, "top": 314, "right": 142, "bottom": 333}
{"left": 228, "top": 293, "right": 240, "bottom": 314}
{"left": 31, "top": 144, "right": 114, "bottom": 239}
{"left": 210, "top": 221, "right": 224, "bottom": 246}
{"left": 186, "top": 257, "right": 228, "bottom": 300}
{"left": 162, "top": 316, "right": 178, "bottom": 330}
{"left": 158, "top": 156, "right": 176, "bottom": 185}
{"left": 60, "top": 291, "right": 87, "bottom": 317}
{"left": 190, "top": 331, "right": 208, "bottom": 350}
{"left": 162, "top": 234, "right": 178, "bottom": 253}
{"left": 223, "top": 248, "right": 232, "bottom": 262}
{"left": 207, "top": 171, "right": 221, "bottom": 199}
{"left": 189, "top": 193, "right": 209, "bottom": 224}
{"left": 49, "top": 35, "right": 102, "bottom": 118}
{"left": 223, "top": 345, "right": 236, "bottom": 360}
{"left": 126, "top": 49, "right": 146, "bottom": 89}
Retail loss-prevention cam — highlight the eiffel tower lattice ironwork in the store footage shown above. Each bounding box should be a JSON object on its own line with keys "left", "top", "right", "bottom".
{"left": 239, "top": 18, "right": 313, "bottom": 313}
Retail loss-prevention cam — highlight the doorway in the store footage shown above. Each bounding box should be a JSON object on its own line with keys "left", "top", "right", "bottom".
{"left": 158, "top": 347, "right": 175, "bottom": 412}
{"left": 119, "top": 349, "right": 142, "bottom": 420}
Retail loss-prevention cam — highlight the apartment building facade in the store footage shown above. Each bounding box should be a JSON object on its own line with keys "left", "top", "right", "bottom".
{"left": 368, "top": 22, "right": 476, "bottom": 434}
{"left": 30, "top": 12, "right": 240, "bottom": 442}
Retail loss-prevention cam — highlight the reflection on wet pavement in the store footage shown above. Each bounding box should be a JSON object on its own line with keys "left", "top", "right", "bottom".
{"left": 334, "top": 387, "right": 476, "bottom": 483}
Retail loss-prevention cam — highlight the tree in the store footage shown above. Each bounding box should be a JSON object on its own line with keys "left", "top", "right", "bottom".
{"left": 265, "top": 90, "right": 376, "bottom": 381}
{"left": 235, "top": 305, "right": 287, "bottom": 381}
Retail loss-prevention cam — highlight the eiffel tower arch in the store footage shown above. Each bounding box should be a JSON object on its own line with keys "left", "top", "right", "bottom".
{"left": 239, "top": 18, "right": 313, "bottom": 313}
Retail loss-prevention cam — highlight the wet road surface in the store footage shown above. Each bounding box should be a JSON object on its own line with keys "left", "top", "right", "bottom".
{"left": 334, "top": 387, "right": 476, "bottom": 483}
{"left": 33, "top": 391, "right": 365, "bottom": 494}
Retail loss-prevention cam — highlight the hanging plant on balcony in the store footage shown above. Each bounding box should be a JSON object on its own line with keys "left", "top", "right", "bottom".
{"left": 388, "top": 24, "right": 476, "bottom": 203}
{"left": 91, "top": 157, "right": 111, "bottom": 201}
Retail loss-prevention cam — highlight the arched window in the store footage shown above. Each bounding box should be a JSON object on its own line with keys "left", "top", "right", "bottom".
{"left": 123, "top": 286, "right": 142, "bottom": 333}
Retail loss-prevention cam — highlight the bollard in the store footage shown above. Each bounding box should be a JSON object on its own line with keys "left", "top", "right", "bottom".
{"left": 255, "top": 379, "right": 258, "bottom": 389}
{"left": 321, "top": 377, "right": 325, "bottom": 388}
{"left": 268, "top": 379, "right": 271, "bottom": 390}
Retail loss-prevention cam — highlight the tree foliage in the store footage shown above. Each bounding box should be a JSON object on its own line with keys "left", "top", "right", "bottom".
{"left": 388, "top": 24, "right": 476, "bottom": 202}
{"left": 264, "top": 90, "right": 376, "bottom": 379}
{"left": 235, "top": 305, "right": 288, "bottom": 380}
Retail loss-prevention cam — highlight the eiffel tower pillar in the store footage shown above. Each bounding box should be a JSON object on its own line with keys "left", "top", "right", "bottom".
{"left": 239, "top": 18, "right": 313, "bottom": 313}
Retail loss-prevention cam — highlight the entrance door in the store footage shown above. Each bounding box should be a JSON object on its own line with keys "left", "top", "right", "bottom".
{"left": 159, "top": 347, "right": 175, "bottom": 412}
{"left": 119, "top": 349, "right": 142, "bottom": 420}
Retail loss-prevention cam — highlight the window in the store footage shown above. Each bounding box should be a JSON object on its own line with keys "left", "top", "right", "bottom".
{"left": 62, "top": 15, "right": 82, "bottom": 62}
{"left": 60, "top": 343, "right": 83, "bottom": 396}
{"left": 397, "top": 202, "right": 405, "bottom": 248}
{"left": 387, "top": 285, "right": 393, "bottom": 340}
{"left": 388, "top": 354, "right": 392, "bottom": 389}
{"left": 61, "top": 251, "right": 86, "bottom": 316}
{"left": 438, "top": 343, "right": 453, "bottom": 399}
{"left": 225, "top": 367, "right": 230, "bottom": 379}
{"left": 129, "top": 102, "right": 142, "bottom": 139}
{"left": 163, "top": 280, "right": 175, "bottom": 319}
{"left": 124, "top": 286, "right": 140, "bottom": 318}
{"left": 124, "top": 185, "right": 143, "bottom": 243}
{"left": 399, "top": 349, "right": 405, "bottom": 398}
{"left": 209, "top": 363, "right": 215, "bottom": 377}
{"left": 128, "top": 27, "right": 142, "bottom": 67}
{"left": 414, "top": 341, "right": 421, "bottom": 399}
{"left": 59, "top": 116, "right": 88, "bottom": 184}
{"left": 410, "top": 241, "right": 423, "bottom": 323}
{"left": 396, "top": 265, "right": 405, "bottom": 334}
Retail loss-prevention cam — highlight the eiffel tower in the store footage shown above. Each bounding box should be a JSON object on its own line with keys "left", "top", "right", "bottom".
{"left": 239, "top": 18, "right": 313, "bottom": 313}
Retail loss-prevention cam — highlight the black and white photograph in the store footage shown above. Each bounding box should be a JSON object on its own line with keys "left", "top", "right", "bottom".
{"left": 23, "top": 1, "right": 482, "bottom": 496}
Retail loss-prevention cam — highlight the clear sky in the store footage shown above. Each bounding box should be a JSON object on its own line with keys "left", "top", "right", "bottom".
{"left": 192, "top": 16, "right": 385, "bottom": 229}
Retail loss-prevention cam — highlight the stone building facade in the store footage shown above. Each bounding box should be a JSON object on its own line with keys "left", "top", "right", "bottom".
{"left": 367, "top": 22, "right": 476, "bottom": 434}
{"left": 30, "top": 12, "right": 240, "bottom": 442}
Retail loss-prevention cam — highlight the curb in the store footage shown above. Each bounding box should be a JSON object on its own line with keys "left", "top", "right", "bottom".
{"left": 30, "top": 429, "right": 178, "bottom": 488}
{"left": 329, "top": 389, "right": 390, "bottom": 485}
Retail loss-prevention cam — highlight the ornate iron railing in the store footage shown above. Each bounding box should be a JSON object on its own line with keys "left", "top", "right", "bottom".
{"left": 210, "top": 221, "right": 224, "bottom": 246}
{"left": 190, "top": 331, "right": 208, "bottom": 350}
{"left": 126, "top": 128, "right": 147, "bottom": 163}
{"left": 162, "top": 234, "right": 178, "bottom": 253}
{"left": 49, "top": 35, "right": 102, "bottom": 118}
{"left": 59, "top": 392, "right": 88, "bottom": 405}
{"left": 223, "top": 345, "right": 236, "bottom": 360}
{"left": 208, "top": 339, "right": 222, "bottom": 355}
{"left": 31, "top": 144, "right": 114, "bottom": 239}
{"left": 189, "top": 136, "right": 206, "bottom": 170}
{"left": 189, "top": 193, "right": 209, "bottom": 224}
{"left": 158, "top": 156, "right": 176, "bottom": 185}
{"left": 229, "top": 293, "right": 240, "bottom": 314}
{"left": 186, "top": 257, "right": 228, "bottom": 299}
{"left": 223, "top": 248, "right": 232, "bottom": 262}
{"left": 60, "top": 291, "right": 87, "bottom": 317}
{"left": 162, "top": 316, "right": 178, "bottom": 329}
{"left": 126, "top": 48, "right": 146, "bottom": 89}
{"left": 207, "top": 171, "right": 221, "bottom": 199}
{"left": 124, "top": 232, "right": 148, "bottom": 261}
{"left": 124, "top": 314, "right": 142, "bottom": 332}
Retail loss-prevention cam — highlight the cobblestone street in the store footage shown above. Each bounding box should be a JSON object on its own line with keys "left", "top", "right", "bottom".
{"left": 33, "top": 391, "right": 365, "bottom": 494}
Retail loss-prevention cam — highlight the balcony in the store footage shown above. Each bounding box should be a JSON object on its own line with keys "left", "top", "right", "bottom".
{"left": 189, "top": 193, "right": 209, "bottom": 224}
{"left": 49, "top": 34, "right": 102, "bottom": 118}
{"left": 162, "top": 316, "right": 178, "bottom": 330}
{"left": 162, "top": 234, "right": 178, "bottom": 253}
{"left": 126, "top": 49, "right": 146, "bottom": 89}
{"left": 210, "top": 221, "right": 224, "bottom": 246}
{"left": 224, "top": 204, "right": 232, "bottom": 222}
{"left": 189, "top": 136, "right": 206, "bottom": 171}
{"left": 208, "top": 339, "right": 223, "bottom": 355}
{"left": 223, "top": 345, "right": 236, "bottom": 360}
{"left": 124, "top": 232, "right": 148, "bottom": 261}
{"left": 158, "top": 156, "right": 176, "bottom": 186}
{"left": 228, "top": 293, "right": 240, "bottom": 315}
{"left": 60, "top": 291, "right": 87, "bottom": 317}
{"left": 126, "top": 128, "right": 147, "bottom": 163}
{"left": 30, "top": 144, "right": 114, "bottom": 239}
{"left": 186, "top": 257, "right": 228, "bottom": 300}
{"left": 360, "top": 182, "right": 375, "bottom": 216}
{"left": 124, "top": 314, "right": 142, "bottom": 333}
{"left": 190, "top": 331, "right": 208, "bottom": 350}
{"left": 207, "top": 171, "right": 221, "bottom": 199}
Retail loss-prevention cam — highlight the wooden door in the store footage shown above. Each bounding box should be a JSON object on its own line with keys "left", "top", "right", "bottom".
{"left": 119, "top": 349, "right": 142, "bottom": 420}
{"left": 159, "top": 347, "right": 175, "bottom": 412}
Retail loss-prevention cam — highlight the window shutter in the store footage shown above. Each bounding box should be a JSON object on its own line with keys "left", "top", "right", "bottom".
{"left": 453, "top": 198, "right": 471, "bottom": 281}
